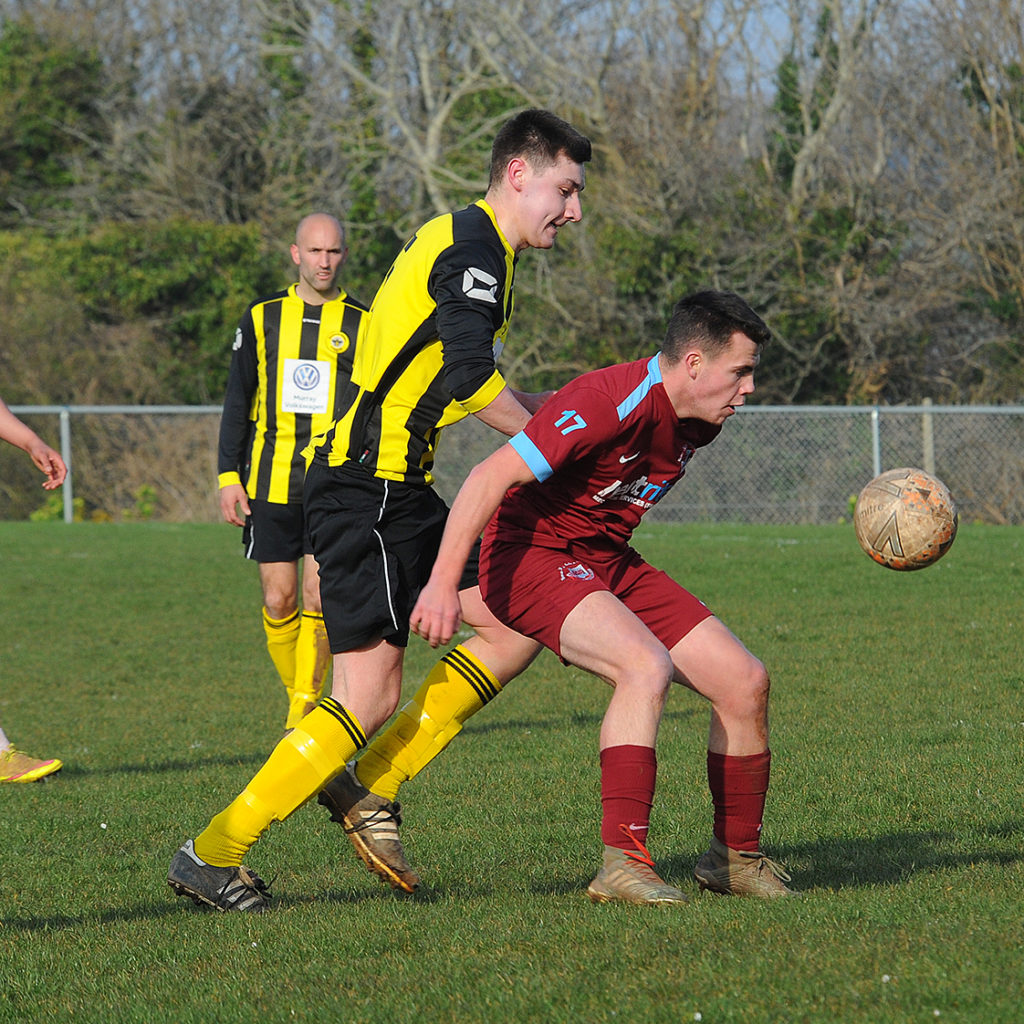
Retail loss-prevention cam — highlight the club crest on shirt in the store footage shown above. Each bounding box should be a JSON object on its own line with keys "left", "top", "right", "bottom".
{"left": 329, "top": 333, "right": 351, "bottom": 353}
{"left": 559, "top": 560, "right": 595, "bottom": 582}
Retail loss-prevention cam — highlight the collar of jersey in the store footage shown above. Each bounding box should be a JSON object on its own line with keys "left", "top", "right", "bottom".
{"left": 473, "top": 199, "right": 515, "bottom": 261}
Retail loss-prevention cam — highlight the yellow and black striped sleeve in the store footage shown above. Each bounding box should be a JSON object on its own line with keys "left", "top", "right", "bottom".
{"left": 310, "top": 201, "right": 515, "bottom": 485}
{"left": 218, "top": 291, "right": 283, "bottom": 492}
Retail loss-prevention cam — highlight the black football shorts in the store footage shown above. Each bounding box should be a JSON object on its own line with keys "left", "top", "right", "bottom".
{"left": 242, "top": 499, "right": 312, "bottom": 562}
{"left": 304, "top": 460, "right": 479, "bottom": 652}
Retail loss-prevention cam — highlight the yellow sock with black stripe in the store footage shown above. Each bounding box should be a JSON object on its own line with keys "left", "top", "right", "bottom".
{"left": 287, "top": 612, "right": 331, "bottom": 728}
{"left": 356, "top": 644, "right": 502, "bottom": 802}
{"left": 263, "top": 608, "right": 300, "bottom": 691}
{"left": 193, "top": 697, "right": 365, "bottom": 867}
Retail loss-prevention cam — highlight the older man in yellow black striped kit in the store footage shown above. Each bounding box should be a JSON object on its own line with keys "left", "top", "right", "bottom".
{"left": 217, "top": 213, "right": 368, "bottom": 730}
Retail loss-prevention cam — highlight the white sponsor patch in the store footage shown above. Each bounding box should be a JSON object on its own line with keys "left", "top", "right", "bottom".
{"left": 281, "top": 358, "right": 330, "bottom": 414}
{"left": 592, "top": 475, "right": 670, "bottom": 507}
{"left": 462, "top": 267, "right": 499, "bottom": 303}
{"left": 232, "top": 327, "right": 243, "bottom": 351}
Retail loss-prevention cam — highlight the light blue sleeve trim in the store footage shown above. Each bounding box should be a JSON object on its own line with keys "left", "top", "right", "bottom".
{"left": 509, "top": 431, "right": 552, "bottom": 481}
{"left": 615, "top": 354, "right": 662, "bottom": 421}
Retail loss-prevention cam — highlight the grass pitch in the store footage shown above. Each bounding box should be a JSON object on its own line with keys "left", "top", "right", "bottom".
{"left": 1, "top": 521, "right": 1021, "bottom": 1023}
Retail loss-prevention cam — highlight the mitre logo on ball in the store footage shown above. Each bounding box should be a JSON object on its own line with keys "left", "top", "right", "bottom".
{"left": 853, "top": 467, "right": 958, "bottom": 571}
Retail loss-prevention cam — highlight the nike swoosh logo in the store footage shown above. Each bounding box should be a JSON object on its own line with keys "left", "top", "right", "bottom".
{"left": 619, "top": 452, "right": 640, "bottom": 463}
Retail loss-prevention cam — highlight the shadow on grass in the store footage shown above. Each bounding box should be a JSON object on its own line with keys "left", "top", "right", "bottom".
{"left": 7, "top": 823, "right": 1020, "bottom": 933}
{"left": 0, "top": 901, "right": 196, "bottom": 934}
{"left": 655, "top": 821, "right": 1024, "bottom": 892}
{"left": 0, "top": 883, "right": 429, "bottom": 935}
{"left": 53, "top": 751, "right": 271, "bottom": 778}
{"left": 461, "top": 706, "right": 699, "bottom": 736}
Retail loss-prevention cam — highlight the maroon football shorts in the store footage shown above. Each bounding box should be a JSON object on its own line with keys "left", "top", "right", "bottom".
{"left": 480, "top": 538, "right": 713, "bottom": 658}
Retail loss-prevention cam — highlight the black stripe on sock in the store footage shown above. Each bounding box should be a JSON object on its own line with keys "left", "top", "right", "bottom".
{"left": 443, "top": 647, "right": 500, "bottom": 704}
{"left": 266, "top": 609, "right": 300, "bottom": 627}
{"left": 319, "top": 697, "right": 367, "bottom": 749}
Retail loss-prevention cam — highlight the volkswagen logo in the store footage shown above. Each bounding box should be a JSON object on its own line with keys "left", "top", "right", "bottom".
{"left": 293, "top": 364, "right": 321, "bottom": 391}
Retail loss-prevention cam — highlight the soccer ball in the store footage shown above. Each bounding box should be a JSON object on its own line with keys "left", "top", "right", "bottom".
{"left": 853, "top": 467, "right": 958, "bottom": 571}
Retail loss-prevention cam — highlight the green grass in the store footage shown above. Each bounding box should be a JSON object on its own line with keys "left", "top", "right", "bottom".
{"left": 1, "top": 521, "right": 1022, "bottom": 1024}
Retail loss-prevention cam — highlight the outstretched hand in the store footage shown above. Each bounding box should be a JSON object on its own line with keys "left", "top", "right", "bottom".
{"left": 29, "top": 442, "right": 67, "bottom": 489}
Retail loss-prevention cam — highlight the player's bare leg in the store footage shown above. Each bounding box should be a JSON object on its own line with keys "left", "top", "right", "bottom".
{"left": 669, "top": 618, "right": 796, "bottom": 897}
{"left": 317, "top": 636, "right": 417, "bottom": 892}
{"left": 558, "top": 592, "right": 689, "bottom": 905}
{"left": 328, "top": 639, "right": 405, "bottom": 733}
{"left": 669, "top": 617, "right": 769, "bottom": 756}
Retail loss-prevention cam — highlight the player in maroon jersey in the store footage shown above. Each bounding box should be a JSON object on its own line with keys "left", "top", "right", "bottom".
{"left": 410, "top": 290, "right": 796, "bottom": 903}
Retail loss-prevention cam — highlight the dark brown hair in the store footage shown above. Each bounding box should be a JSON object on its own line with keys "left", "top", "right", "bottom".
{"left": 489, "top": 109, "right": 592, "bottom": 187}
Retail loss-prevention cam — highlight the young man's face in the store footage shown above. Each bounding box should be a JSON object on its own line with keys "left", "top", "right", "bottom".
{"left": 690, "top": 332, "right": 760, "bottom": 424}
{"left": 513, "top": 153, "right": 586, "bottom": 252}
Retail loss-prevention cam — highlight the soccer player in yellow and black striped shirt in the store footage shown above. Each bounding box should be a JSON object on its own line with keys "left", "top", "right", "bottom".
{"left": 217, "top": 213, "right": 367, "bottom": 730}
{"left": 169, "top": 111, "right": 592, "bottom": 911}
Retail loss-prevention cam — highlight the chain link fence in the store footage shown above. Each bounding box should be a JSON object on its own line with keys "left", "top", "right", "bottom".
{"left": 3, "top": 404, "right": 1023, "bottom": 525}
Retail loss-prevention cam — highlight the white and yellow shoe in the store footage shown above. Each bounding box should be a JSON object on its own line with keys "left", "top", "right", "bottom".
{"left": 0, "top": 747, "right": 63, "bottom": 783}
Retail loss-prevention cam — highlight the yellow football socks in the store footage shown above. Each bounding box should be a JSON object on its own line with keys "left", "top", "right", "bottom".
{"left": 262, "top": 608, "right": 300, "bottom": 692}
{"left": 287, "top": 611, "right": 331, "bottom": 728}
{"left": 194, "top": 697, "right": 366, "bottom": 867}
{"left": 356, "top": 644, "right": 503, "bottom": 802}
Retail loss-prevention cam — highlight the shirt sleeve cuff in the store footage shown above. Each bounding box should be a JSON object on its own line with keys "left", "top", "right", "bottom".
{"left": 509, "top": 432, "right": 551, "bottom": 481}
{"left": 218, "top": 472, "right": 243, "bottom": 489}
{"left": 458, "top": 368, "right": 507, "bottom": 414}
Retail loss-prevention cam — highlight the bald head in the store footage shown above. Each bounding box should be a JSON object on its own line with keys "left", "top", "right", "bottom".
{"left": 291, "top": 213, "right": 348, "bottom": 304}
{"left": 295, "top": 213, "right": 345, "bottom": 248}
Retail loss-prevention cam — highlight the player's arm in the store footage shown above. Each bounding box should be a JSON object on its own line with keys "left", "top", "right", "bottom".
{"left": 0, "top": 398, "right": 67, "bottom": 489}
{"left": 217, "top": 314, "right": 259, "bottom": 526}
{"left": 440, "top": 321, "right": 532, "bottom": 437}
{"left": 432, "top": 242, "right": 535, "bottom": 436}
{"left": 508, "top": 388, "right": 556, "bottom": 415}
{"left": 218, "top": 483, "right": 249, "bottom": 527}
{"left": 410, "top": 443, "right": 534, "bottom": 648}
{"left": 471, "top": 385, "right": 535, "bottom": 436}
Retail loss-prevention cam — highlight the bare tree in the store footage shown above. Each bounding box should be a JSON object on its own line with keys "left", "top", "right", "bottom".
{"left": 3, "top": 0, "right": 1024, "bottom": 406}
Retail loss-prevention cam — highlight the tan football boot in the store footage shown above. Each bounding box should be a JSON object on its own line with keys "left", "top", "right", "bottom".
{"left": 694, "top": 835, "right": 797, "bottom": 898}
{"left": 587, "top": 842, "right": 690, "bottom": 905}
